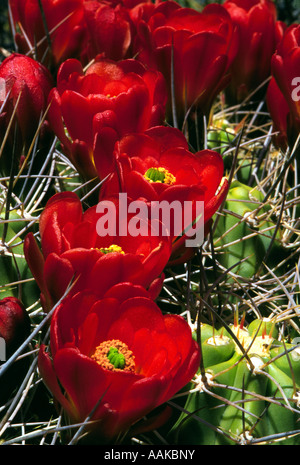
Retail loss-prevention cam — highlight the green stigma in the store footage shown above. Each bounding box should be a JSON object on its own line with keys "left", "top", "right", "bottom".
{"left": 145, "top": 167, "right": 166, "bottom": 183}
{"left": 107, "top": 346, "right": 126, "bottom": 369}
{"left": 144, "top": 167, "right": 176, "bottom": 185}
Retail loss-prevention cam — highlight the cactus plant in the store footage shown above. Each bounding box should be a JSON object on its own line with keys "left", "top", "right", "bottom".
{"left": 0, "top": 0, "right": 300, "bottom": 448}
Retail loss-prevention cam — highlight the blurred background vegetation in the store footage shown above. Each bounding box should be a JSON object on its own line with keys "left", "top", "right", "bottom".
{"left": 0, "top": 1, "right": 13, "bottom": 56}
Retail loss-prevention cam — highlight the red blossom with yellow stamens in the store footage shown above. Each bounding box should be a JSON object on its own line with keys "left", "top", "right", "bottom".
{"left": 47, "top": 56, "right": 167, "bottom": 180}
{"left": 24, "top": 191, "right": 172, "bottom": 311}
{"left": 100, "top": 126, "right": 228, "bottom": 264}
{"left": 38, "top": 283, "right": 200, "bottom": 440}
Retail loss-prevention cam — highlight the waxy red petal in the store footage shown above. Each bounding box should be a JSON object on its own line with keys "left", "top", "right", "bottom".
{"left": 38, "top": 345, "right": 77, "bottom": 419}
{"left": 43, "top": 253, "right": 75, "bottom": 304}
{"left": 40, "top": 192, "right": 83, "bottom": 242}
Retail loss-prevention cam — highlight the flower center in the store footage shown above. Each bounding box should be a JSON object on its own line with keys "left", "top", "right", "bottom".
{"left": 91, "top": 339, "right": 135, "bottom": 372}
{"left": 99, "top": 244, "right": 124, "bottom": 254}
{"left": 144, "top": 167, "right": 176, "bottom": 185}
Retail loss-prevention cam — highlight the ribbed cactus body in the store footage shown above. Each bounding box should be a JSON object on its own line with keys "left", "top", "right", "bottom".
{"left": 172, "top": 318, "right": 300, "bottom": 445}
{"left": 258, "top": 363, "right": 300, "bottom": 445}
{"left": 207, "top": 119, "right": 235, "bottom": 155}
{"left": 201, "top": 334, "right": 235, "bottom": 369}
{"left": 216, "top": 356, "right": 269, "bottom": 444}
{"left": 270, "top": 343, "right": 300, "bottom": 385}
{"left": 214, "top": 180, "right": 283, "bottom": 279}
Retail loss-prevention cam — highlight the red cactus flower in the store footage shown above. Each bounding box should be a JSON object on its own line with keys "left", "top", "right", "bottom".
{"left": 47, "top": 56, "right": 167, "bottom": 180}
{"left": 99, "top": 126, "right": 228, "bottom": 264}
{"left": 38, "top": 283, "right": 200, "bottom": 441}
{"left": 223, "top": 0, "right": 285, "bottom": 103}
{"left": 24, "top": 191, "right": 172, "bottom": 311}
{"left": 9, "top": 0, "right": 88, "bottom": 68}
{"left": 269, "top": 24, "right": 300, "bottom": 147}
{"left": 132, "top": 0, "right": 238, "bottom": 126}
{"left": 0, "top": 53, "right": 54, "bottom": 172}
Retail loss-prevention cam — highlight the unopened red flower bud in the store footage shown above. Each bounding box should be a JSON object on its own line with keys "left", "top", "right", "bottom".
{"left": 47, "top": 56, "right": 167, "bottom": 180}
{"left": 0, "top": 53, "right": 54, "bottom": 174}
{"left": 0, "top": 297, "right": 31, "bottom": 404}
{"left": 38, "top": 286, "right": 200, "bottom": 440}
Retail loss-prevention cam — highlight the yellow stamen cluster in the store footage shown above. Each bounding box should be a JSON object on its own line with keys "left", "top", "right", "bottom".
{"left": 91, "top": 339, "right": 135, "bottom": 372}
{"left": 99, "top": 244, "right": 125, "bottom": 255}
